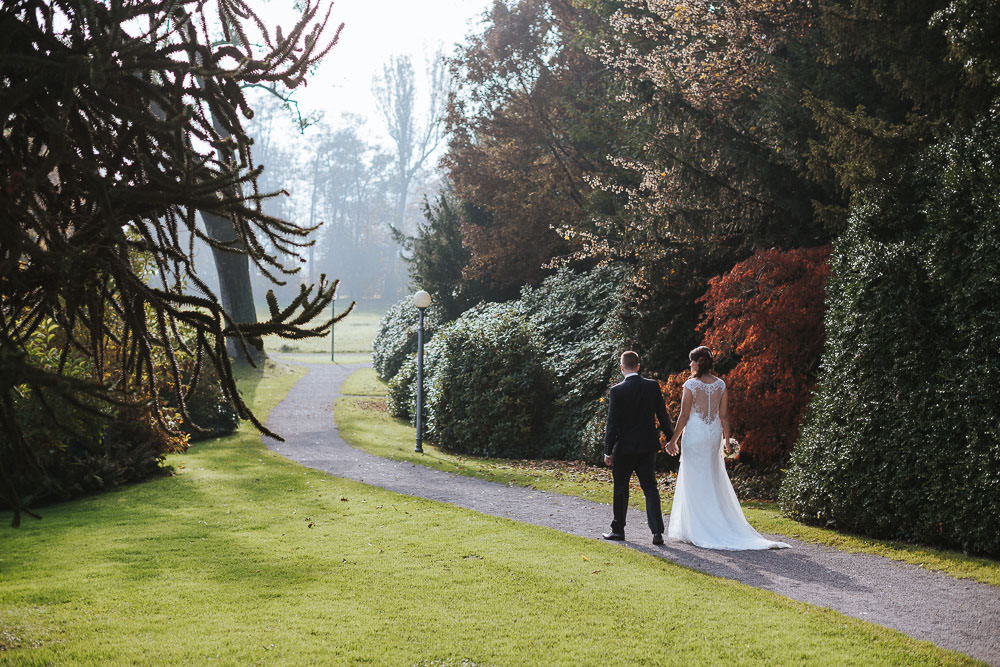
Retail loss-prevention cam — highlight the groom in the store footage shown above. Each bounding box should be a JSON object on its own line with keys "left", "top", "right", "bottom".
{"left": 602, "top": 351, "right": 674, "bottom": 545}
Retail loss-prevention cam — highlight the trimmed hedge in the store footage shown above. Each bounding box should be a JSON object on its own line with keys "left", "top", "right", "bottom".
{"left": 386, "top": 356, "right": 417, "bottom": 420}
{"left": 519, "top": 266, "right": 627, "bottom": 460}
{"left": 383, "top": 267, "right": 628, "bottom": 461}
{"left": 371, "top": 296, "right": 443, "bottom": 381}
{"left": 780, "top": 114, "right": 1000, "bottom": 556}
{"left": 424, "top": 302, "right": 556, "bottom": 458}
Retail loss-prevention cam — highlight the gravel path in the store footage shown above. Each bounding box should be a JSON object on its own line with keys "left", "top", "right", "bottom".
{"left": 265, "top": 361, "right": 1000, "bottom": 665}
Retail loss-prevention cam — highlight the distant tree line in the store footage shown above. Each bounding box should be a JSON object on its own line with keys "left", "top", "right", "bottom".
{"left": 220, "top": 53, "right": 450, "bottom": 310}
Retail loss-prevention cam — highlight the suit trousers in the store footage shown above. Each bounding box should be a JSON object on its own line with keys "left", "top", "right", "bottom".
{"left": 610, "top": 449, "right": 664, "bottom": 535}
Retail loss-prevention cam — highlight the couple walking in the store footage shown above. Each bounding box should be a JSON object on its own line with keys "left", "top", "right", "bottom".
{"left": 602, "top": 348, "right": 789, "bottom": 550}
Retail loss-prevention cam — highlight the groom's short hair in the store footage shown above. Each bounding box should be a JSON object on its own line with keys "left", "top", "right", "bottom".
{"left": 620, "top": 351, "right": 639, "bottom": 370}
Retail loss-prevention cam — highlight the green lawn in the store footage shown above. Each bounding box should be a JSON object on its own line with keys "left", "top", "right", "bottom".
{"left": 336, "top": 368, "right": 1000, "bottom": 589}
{"left": 271, "top": 351, "right": 372, "bottom": 365}
{"left": 334, "top": 393, "right": 623, "bottom": 505}
{"left": 261, "top": 304, "right": 383, "bottom": 355}
{"left": 339, "top": 366, "right": 389, "bottom": 396}
{"left": 0, "top": 364, "right": 979, "bottom": 665}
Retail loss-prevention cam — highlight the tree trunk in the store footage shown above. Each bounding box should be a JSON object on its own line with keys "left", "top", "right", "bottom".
{"left": 203, "top": 94, "right": 266, "bottom": 365}
{"left": 201, "top": 212, "right": 267, "bottom": 364}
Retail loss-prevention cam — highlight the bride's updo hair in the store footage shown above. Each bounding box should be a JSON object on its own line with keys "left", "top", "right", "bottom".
{"left": 689, "top": 346, "right": 714, "bottom": 377}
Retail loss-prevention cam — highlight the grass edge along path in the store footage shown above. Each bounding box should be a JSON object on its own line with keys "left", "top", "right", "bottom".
{"left": 336, "top": 367, "right": 1000, "bottom": 589}
{"left": 0, "top": 363, "right": 977, "bottom": 665}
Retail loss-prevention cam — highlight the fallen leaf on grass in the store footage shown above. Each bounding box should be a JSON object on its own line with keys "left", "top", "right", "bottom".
{"left": 581, "top": 555, "right": 589, "bottom": 561}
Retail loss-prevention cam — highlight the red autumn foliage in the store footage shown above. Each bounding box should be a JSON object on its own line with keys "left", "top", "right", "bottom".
{"left": 696, "top": 246, "right": 831, "bottom": 466}
{"left": 657, "top": 371, "right": 689, "bottom": 449}
{"left": 659, "top": 371, "right": 689, "bottom": 425}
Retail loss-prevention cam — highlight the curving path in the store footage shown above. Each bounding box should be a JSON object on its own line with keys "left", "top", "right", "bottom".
{"left": 264, "top": 361, "right": 1000, "bottom": 665}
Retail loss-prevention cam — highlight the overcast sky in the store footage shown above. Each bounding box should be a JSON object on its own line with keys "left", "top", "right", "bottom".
{"left": 257, "top": 0, "right": 492, "bottom": 145}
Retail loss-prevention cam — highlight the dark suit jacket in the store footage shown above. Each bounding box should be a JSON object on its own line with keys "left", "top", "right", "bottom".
{"left": 604, "top": 374, "right": 673, "bottom": 457}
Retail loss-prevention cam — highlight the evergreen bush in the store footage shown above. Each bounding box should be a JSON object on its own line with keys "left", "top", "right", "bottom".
{"left": 425, "top": 302, "right": 556, "bottom": 458}
{"left": 6, "top": 328, "right": 187, "bottom": 509}
{"left": 387, "top": 329, "right": 451, "bottom": 441}
{"left": 519, "top": 266, "right": 627, "bottom": 459}
{"left": 181, "top": 383, "right": 239, "bottom": 440}
{"left": 386, "top": 267, "right": 628, "bottom": 460}
{"left": 386, "top": 357, "right": 417, "bottom": 420}
{"left": 65, "top": 408, "right": 178, "bottom": 497}
{"left": 371, "top": 296, "right": 444, "bottom": 382}
{"left": 780, "top": 114, "right": 1000, "bottom": 556}
{"left": 163, "top": 359, "right": 239, "bottom": 441}
{"left": 578, "top": 406, "right": 609, "bottom": 465}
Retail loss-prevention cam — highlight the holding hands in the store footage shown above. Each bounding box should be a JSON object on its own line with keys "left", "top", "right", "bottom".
{"left": 663, "top": 438, "right": 679, "bottom": 456}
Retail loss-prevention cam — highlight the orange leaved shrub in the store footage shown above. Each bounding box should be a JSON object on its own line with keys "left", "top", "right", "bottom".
{"left": 696, "top": 246, "right": 831, "bottom": 466}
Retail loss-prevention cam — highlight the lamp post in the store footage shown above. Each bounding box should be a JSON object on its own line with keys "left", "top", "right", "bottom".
{"left": 412, "top": 289, "right": 431, "bottom": 453}
{"left": 330, "top": 285, "right": 338, "bottom": 362}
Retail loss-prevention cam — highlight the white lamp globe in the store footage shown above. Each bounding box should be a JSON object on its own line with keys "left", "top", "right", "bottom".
{"left": 413, "top": 290, "right": 431, "bottom": 309}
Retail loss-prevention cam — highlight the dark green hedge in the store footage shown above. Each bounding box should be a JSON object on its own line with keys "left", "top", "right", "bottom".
{"left": 2, "top": 322, "right": 192, "bottom": 511}
{"left": 780, "top": 114, "right": 1000, "bottom": 556}
{"left": 519, "top": 266, "right": 627, "bottom": 460}
{"left": 386, "top": 356, "right": 417, "bottom": 420}
{"left": 371, "top": 296, "right": 443, "bottom": 382}
{"left": 425, "top": 302, "right": 555, "bottom": 458}
{"left": 5, "top": 390, "right": 179, "bottom": 510}
{"left": 386, "top": 267, "right": 628, "bottom": 460}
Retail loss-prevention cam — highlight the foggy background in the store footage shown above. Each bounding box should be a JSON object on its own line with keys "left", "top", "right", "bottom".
{"left": 190, "top": 0, "right": 491, "bottom": 311}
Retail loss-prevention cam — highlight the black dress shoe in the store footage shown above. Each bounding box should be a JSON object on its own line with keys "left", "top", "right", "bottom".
{"left": 602, "top": 532, "right": 625, "bottom": 541}
{"left": 652, "top": 533, "right": 664, "bottom": 545}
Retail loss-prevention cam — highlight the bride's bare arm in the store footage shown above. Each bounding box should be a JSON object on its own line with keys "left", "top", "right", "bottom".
{"left": 720, "top": 389, "right": 731, "bottom": 451}
{"left": 668, "top": 388, "right": 692, "bottom": 454}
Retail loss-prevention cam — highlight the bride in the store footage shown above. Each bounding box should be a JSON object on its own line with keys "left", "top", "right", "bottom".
{"left": 665, "top": 346, "right": 789, "bottom": 550}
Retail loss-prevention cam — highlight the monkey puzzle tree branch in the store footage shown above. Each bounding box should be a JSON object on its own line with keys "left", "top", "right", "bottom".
{"left": 0, "top": 0, "right": 346, "bottom": 525}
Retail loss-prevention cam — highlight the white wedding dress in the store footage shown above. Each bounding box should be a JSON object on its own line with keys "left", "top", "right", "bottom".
{"left": 667, "top": 377, "right": 789, "bottom": 550}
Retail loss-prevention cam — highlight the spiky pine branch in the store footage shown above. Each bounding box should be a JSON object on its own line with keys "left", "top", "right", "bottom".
{"left": 0, "top": 0, "right": 347, "bottom": 526}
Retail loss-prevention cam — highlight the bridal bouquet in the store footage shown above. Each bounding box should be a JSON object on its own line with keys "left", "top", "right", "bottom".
{"left": 724, "top": 438, "right": 740, "bottom": 459}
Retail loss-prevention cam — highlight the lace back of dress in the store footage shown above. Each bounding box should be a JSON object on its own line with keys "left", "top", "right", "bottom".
{"left": 686, "top": 378, "right": 723, "bottom": 424}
